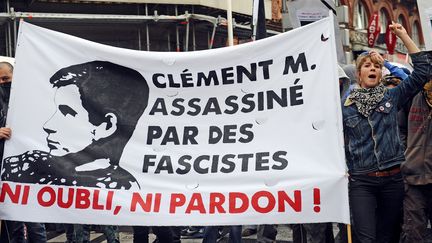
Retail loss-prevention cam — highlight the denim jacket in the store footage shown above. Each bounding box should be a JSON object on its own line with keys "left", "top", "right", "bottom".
{"left": 342, "top": 51, "right": 432, "bottom": 175}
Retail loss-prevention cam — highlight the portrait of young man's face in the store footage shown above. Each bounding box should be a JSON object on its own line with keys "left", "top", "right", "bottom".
{"left": 43, "top": 85, "right": 96, "bottom": 156}
{"left": 1, "top": 61, "right": 150, "bottom": 189}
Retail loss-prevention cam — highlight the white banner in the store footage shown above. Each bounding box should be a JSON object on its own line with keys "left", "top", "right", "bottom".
{"left": 0, "top": 17, "right": 349, "bottom": 225}
{"left": 417, "top": 0, "right": 432, "bottom": 50}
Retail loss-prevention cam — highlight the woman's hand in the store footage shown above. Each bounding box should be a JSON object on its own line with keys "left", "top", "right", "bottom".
{"left": 389, "top": 21, "right": 420, "bottom": 54}
{"left": 389, "top": 22, "right": 408, "bottom": 38}
{"left": 369, "top": 50, "right": 385, "bottom": 64}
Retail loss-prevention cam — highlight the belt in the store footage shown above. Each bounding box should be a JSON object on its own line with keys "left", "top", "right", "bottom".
{"left": 366, "top": 167, "right": 401, "bottom": 177}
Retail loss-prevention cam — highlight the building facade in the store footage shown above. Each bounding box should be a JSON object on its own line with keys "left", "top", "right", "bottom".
{"left": 0, "top": 0, "right": 424, "bottom": 65}
{"left": 339, "top": 0, "right": 423, "bottom": 63}
{"left": 0, "top": 0, "right": 277, "bottom": 57}
{"left": 270, "top": 0, "right": 423, "bottom": 63}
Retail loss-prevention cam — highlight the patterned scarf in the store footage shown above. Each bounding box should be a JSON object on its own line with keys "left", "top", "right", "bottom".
{"left": 349, "top": 83, "right": 386, "bottom": 117}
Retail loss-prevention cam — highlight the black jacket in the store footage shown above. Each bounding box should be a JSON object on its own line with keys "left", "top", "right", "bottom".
{"left": 0, "top": 82, "right": 11, "bottom": 161}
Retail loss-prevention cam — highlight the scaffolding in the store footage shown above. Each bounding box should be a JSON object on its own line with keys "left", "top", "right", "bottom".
{"left": 0, "top": 1, "right": 280, "bottom": 57}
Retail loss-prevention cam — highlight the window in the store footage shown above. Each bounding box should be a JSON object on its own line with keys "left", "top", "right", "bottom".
{"left": 398, "top": 15, "right": 407, "bottom": 28}
{"left": 412, "top": 22, "right": 420, "bottom": 46}
{"left": 379, "top": 9, "right": 388, "bottom": 34}
{"left": 354, "top": 1, "right": 367, "bottom": 30}
{"left": 396, "top": 15, "right": 408, "bottom": 49}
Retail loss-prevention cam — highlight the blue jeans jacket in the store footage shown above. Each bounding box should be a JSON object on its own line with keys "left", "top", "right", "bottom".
{"left": 343, "top": 51, "right": 432, "bottom": 175}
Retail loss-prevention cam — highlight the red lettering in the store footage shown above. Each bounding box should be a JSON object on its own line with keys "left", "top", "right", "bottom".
{"left": 278, "top": 190, "right": 302, "bottom": 212}
{"left": 185, "top": 193, "right": 206, "bottom": 214}
{"left": 75, "top": 188, "right": 90, "bottom": 209}
{"left": 37, "top": 186, "right": 56, "bottom": 207}
{"left": 313, "top": 188, "right": 321, "bottom": 213}
{"left": 58, "top": 188, "right": 74, "bottom": 208}
{"left": 106, "top": 191, "right": 114, "bottom": 210}
{"left": 21, "top": 185, "right": 30, "bottom": 205}
{"left": 92, "top": 190, "right": 104, "bottom": 210}
{"left": 130, "top": 193, "right": 153, "bottom": 212}
{"left": 209, "top": 193, "right": 226, "bottom": 214}
{"left": 170, "top": 193, "right": 186, "bottom": 213}
{"left": 1, "top": 186, "right": 117, "bottom": 211}
{"left": 251, "top": 191, "right": 276, "bottom": 213}
{"left": 154, "top": 193, "right": 161, "bottom": 213}
{"left": 0, "top": 182, "right": 21, "bottom": 203}
{"left": 229, "top": 192, "right": 249, "bottom": 213}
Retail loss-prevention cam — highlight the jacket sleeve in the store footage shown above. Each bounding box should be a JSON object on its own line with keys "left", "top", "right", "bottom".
{"left": 384, "top": 60, "right": 409, "bottom": 80}
{"left": 398, "top": 99, "right": 412, "bottom": 149}
{"left": 393, "top": 51, "right": 432, "bottom": 109}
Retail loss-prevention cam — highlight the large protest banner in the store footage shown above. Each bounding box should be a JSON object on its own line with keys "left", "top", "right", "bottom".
{"left": 0, "top": 16, "right": 349, "bottom": 225}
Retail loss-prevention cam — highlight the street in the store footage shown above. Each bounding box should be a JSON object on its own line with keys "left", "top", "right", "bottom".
{"left": 46, "top": 225, "right": 330, "bottom": 243}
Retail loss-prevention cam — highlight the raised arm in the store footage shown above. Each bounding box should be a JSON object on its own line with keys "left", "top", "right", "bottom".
{"left": 389, "top": 22, "right": 431, "bottom": 108}
{"left": 389, "top": 21, "right": 420, "bottom": 54}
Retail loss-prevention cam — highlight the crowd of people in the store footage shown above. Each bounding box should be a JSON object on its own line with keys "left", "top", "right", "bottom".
{"left": 0, "top": 21, "right": 431, "bottom": 243}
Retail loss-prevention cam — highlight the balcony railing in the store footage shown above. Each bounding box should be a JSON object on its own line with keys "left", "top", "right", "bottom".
{"left": 350, "top": 30, "right": 408, "bottom": 54}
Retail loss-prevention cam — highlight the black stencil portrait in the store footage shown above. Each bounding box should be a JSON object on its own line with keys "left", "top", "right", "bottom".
{"left": 1, "top": 61, "right": 149, "bottom": 190}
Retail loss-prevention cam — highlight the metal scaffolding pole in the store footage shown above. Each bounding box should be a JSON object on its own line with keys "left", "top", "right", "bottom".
{"left": 0, "top": 12, "right": 275, "bottom": 34}
{"left": 0, "top": 9, "right": 281, "bottom": 56}
{"left": 137, "top": 4, "right": 142, "bottom": 51}
{"left": 4, "top": 26, "right": 9, "bottom": 57}
{"left": 167, "top": 32, "right": 171, "bottom": 51}
{"left": 145, "top": 4, "right": 150, "bottom": 51}
{"left": 135, "top": 27, "right": 141, "bottom": 50}
{"left": 0, "top": 11, "right": 274, "bottom": 33}
{"left": 7, "top": 22, "right": 12, "bottom": 57}
{"left": 13, "top": 18, "right": 17, "bottom": 54}
{"left": 5, "top": 0, "right": 12, "bottom": 57}
{"left": 192, "top": 6, "right": 196, "bottom": 51}
{"left": 185, "top": 11, "right": 190, "bottom": 51}
{"left": 209, "top": 21, "right": 217, "bottom": 49}
{"left": 252, "top": 0, "right": 259, "bottom": 41}
{"left": 175, "top": 5, "right": 180, "bottom": 52}
{"left": 192, "top": 21, "right": 196, "bottom": 51}
{"left": 138, "top": 28, "right": 142, "bottom": 51}
{"left": 227, "top": 0, "right": 234, "bottom": 46}
{"left": 207, "top": 30, "right": 210, "bottom": 49}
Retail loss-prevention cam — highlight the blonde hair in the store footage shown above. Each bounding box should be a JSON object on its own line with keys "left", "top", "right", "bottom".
{"left": 355, "top": 52, "right": 384, "bottom": 84}
{"left": 355, "top": 53, "right": 384, "bottom": 73}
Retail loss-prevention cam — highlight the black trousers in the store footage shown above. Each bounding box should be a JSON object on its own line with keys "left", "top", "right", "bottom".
{"left": 133, "top": 226, "right": 174, "bottom": 243}
{"left": 349, "top": 172, "right": 404, "bottom": 243}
